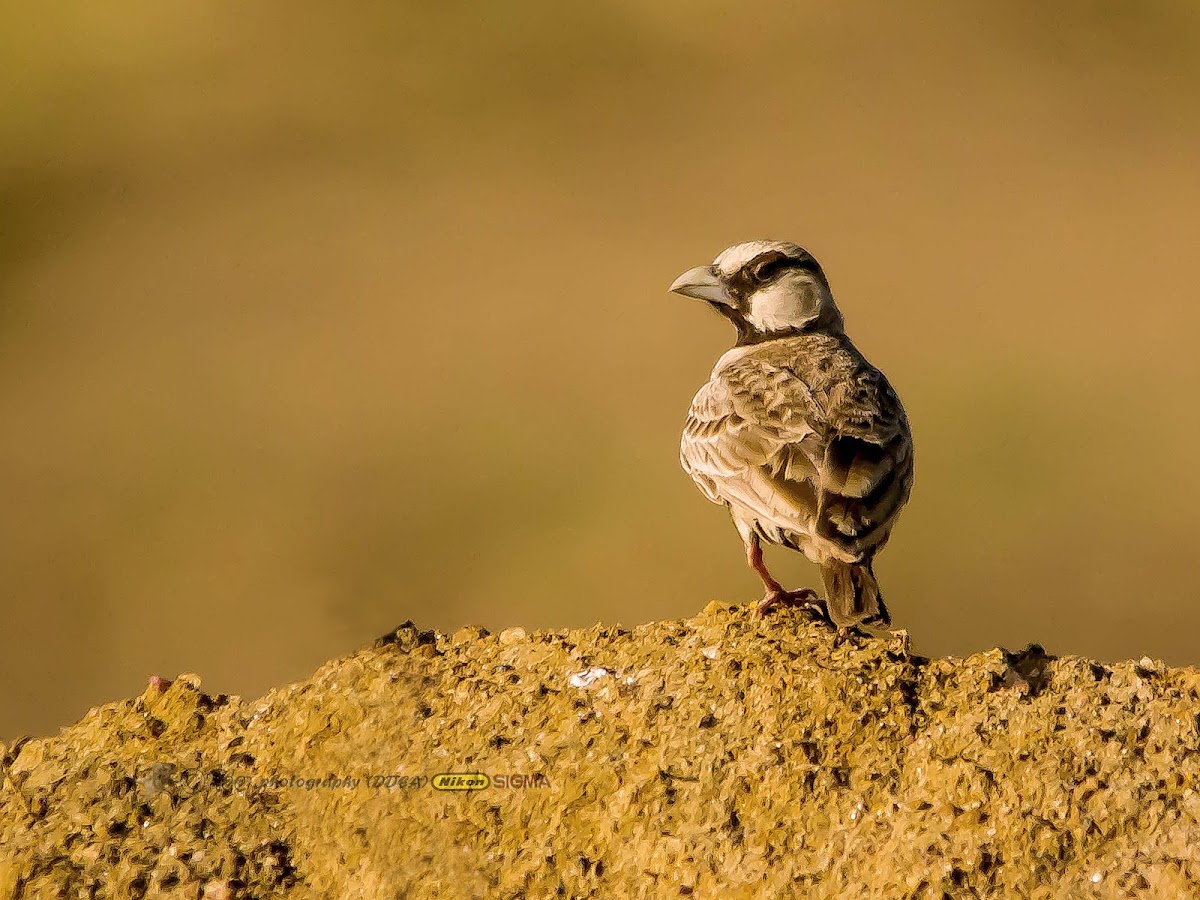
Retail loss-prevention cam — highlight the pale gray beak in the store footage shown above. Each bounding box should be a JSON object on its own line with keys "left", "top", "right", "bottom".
{"left": 669, "top": 265, "right": 730, "bottom": 305}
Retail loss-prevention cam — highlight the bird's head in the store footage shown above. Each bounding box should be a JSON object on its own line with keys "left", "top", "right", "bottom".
{"left": 669, "top": 240, "right": 843, "bottom": 344}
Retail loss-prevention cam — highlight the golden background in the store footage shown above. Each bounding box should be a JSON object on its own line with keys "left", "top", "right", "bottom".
{"left": 3, "top": 2, "right": 1199, "bottom": 737}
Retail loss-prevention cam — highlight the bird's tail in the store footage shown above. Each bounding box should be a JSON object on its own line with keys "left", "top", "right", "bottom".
{"left": 821, "top": 560, "right": 890, "bottom": 628}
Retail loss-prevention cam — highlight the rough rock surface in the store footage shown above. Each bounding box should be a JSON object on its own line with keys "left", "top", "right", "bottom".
{"left": 4, "top": 603, "right": 1200, "bottom": 899}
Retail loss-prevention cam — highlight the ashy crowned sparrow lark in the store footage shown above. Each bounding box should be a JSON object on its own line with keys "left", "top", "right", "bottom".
{"left": 671, "top": 241, "right": 913, "bottom": 628}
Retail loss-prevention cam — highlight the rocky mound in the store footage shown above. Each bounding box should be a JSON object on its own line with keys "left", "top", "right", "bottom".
{"left": 4, "top": 602, "right": 1200, "bottom": 898}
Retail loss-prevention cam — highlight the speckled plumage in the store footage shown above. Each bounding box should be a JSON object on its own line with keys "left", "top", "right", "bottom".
{"left": 672, "top": 241, "right": 913, "bottom": 627}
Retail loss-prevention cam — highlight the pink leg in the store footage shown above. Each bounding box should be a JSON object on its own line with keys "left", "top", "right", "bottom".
{"left": 746, "top": 536, "right": 823, "bottom": 617}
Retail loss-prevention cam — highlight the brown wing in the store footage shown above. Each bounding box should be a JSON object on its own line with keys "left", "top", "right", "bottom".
{"left": 681, "top": 353, "right": 912, "bottom": 561}
{"left": 813, "top": 368, "right": 913, "bottom": 556}
{"left": 680, "top": 360, "right": 824, "bottom": 533}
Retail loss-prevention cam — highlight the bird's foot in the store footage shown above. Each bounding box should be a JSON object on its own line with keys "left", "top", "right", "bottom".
{"left": 756, "top": 587, "right": 829, "bottom": 621}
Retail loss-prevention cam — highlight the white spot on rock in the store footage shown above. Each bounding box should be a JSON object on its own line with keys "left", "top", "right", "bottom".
{"left": 569, "top": 667, "right": 610, "bottom": 688}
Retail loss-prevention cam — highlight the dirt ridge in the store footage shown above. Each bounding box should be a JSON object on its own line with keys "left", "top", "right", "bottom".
{"left": 4, "top": 603, "right": 1200, "bottom": 898}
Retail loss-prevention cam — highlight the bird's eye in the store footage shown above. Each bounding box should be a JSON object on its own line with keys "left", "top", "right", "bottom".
{"left": 751, "top": 255, "right": 789, "bottom": 284}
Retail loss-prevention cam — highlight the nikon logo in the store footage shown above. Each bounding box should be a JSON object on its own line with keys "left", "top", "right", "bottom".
{"left": 432, "top": 772, "right": 490, "bottom": 791}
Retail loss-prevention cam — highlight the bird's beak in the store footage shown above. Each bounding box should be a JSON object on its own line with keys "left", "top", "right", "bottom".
{"left": 669, "top": 265, "right": 730, "bottom": 305}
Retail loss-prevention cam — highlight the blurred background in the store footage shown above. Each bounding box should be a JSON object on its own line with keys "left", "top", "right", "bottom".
{"left": 3, "top": 2, "right": 1200, "bottom": 738}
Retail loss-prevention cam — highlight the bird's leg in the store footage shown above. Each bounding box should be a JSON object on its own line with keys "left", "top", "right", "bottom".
{"left": 747, "top": 535, "right": 784, "bottom": 597}
{"left": 747, "top": 535, "right": 824, "bottom": 618}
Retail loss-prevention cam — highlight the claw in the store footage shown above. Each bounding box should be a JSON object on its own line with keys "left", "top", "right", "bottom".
{"left": 756, "top": 587, "right": 824, "bottom": 618}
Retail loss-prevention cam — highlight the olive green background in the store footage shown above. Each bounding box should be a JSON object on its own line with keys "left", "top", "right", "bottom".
{"left": 3, "top": 2, "right": 1199, "bottom": 737}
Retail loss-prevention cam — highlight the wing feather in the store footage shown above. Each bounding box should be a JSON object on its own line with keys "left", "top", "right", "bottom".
{"left": 681, "top": 346, "right": 912, "bottom": 560}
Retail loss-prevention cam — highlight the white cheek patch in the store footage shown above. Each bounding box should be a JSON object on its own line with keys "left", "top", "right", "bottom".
{"left": 746, "top": 280, "right": 815, "bottom": 332}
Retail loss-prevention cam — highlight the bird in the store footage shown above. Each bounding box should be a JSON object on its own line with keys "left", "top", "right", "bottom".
{"left": 670, "top": 240, "right": 913, "bottom": 629}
